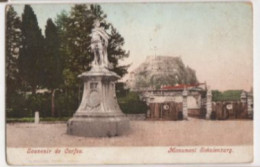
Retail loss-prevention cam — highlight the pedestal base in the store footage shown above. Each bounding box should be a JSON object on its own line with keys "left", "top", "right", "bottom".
{"left": 67, "top": 67, "right": 130, "bottom": 137}
{"left": 67, "top": 116, "right": 130, "bottom": 137}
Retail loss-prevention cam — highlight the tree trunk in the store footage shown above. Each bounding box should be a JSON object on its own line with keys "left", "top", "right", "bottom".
{"left": 51, "top": 89, "right": 56, "bottom": 117}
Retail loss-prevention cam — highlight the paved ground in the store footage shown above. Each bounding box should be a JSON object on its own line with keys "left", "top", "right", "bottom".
{"left": 6, "top": 119, "right": 253, "bottom": 147}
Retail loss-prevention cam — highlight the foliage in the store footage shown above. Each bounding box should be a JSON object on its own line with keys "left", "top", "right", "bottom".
{"left": 56, "top": 5, "right": 94, "bottom": 83}
{"left": 6, "top": 91, "right": 79, "bottom": 118}
{"left": 42, "top": 19, "right": 63, "bottom": 89}
{"left": 6, "top": 92, "right": 29, "bottom": 118}
{"left": 118, "top": 92, "right": 148, "bottom": 114}
{"left": 6, "top": 4, "right": 131, "bottom": 119}
{"left": 107, "top": 26, "right": 130, "bottom": 76}
{"left": 6, "top": 5, "right": 22, "bottom": 111}
{"left": 7, "top": 86, "right": 146, "bottom": 118}
{"left": 55, "top": 89, "right": 79, "bottom": 117}
{"left": 28, "top": 93, "right": 53, "bottom": 117}
{"left": 116, "top": 82, "right": 129, "bottom": 97}
{"left": 212, "top": 90, "right": 242, "bottom": 101}
{"left": 18, "top": 5, "right": 45, "bottom": 94}
{"left": 43, "top": 18, "right": 64, "bottom": 116}
{"left": 6, "top": 5, "right": 21, "bottom": 90}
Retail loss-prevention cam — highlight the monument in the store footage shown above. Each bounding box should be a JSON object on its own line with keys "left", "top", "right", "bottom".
{"left": 67, "top": 20, "right": 130, "bottom": 137}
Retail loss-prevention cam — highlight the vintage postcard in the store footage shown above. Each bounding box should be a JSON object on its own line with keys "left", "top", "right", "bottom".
{"left": 5, "top": 1, "right": 253, "bottom": 165}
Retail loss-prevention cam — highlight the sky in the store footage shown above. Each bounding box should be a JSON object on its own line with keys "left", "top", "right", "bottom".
{"left": 12, "top": 2, "right": 253, "bottom": 91}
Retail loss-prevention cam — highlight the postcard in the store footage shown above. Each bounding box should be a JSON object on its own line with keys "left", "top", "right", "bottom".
{"left": 5, "top": 1, "right": 253, "bottom": 165}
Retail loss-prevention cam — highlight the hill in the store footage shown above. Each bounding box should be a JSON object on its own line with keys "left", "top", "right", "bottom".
{"left": 126, "top": 56, "right": 198, "bottom": 90}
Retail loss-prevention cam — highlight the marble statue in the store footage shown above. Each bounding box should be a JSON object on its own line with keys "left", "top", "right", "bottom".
{"left": 90, "top": 20, "right": 109, "bottom": 68}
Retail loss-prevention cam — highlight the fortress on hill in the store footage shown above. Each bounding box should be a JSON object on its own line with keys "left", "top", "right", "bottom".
{"left": 124, "top": 56, "right": 253, "bottom": 121}
{"left": 126, "top": 56, "right": 198, "bottom": 91}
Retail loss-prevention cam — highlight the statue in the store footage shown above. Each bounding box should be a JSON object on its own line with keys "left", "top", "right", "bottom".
{"left": 67, "top": 19, "right": 129, "bottom": 137}
{"left": 90, "top": 20, "right": 109, "bottom": 68}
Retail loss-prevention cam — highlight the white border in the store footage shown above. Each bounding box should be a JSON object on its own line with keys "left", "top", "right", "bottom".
{"left": 0, "top": 2, "right": 6, "bottom": 167}
{"left": 1, "top": 0, "right": 260, "bottom": 166}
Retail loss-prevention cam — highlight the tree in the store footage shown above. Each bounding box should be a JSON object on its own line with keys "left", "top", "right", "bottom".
{"left": 107, "top": 26, "right": 130, "bottom": 76}
{"left": 6, "top": 5, "right": 22, "bottom": 114}
{"left": 117, "top": 92, "right": 148, "bottom": 114}
{"left": 6, "top": 5, "right": 21, "bottom": 93}
{"left": 43, "top": 19, "right": 63, "bottom": 117}
{"left": 18, "top": 5, "right": 45, "bottom": 95}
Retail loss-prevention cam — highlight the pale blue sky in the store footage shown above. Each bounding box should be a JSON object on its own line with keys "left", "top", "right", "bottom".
{"left": 12, "top": 2, "right": 253, "bottom": 91}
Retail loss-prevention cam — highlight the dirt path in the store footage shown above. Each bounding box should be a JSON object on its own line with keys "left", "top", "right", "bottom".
{"left": 6, "top": 119, "right": 253, "bottom": 147}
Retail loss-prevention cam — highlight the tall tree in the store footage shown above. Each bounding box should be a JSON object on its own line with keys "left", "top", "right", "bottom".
{"left": 18, "top": 5, "right": 44, "bottom": 95}
{"left": 107, "top": 25, "right": 130, "bottom": 76}
{"left": 6, "top": 6, "right": 21, "bottom": 91}
{"left": 6, "top": 5, "right": 22, "bottom": 109}
{"left": 43, "top": 19, "right": 63, "bottom": 117}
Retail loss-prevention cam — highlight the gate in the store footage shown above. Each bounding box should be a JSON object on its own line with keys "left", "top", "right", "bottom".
{"left": 212, "top": 101, "right": 248, "bottom": 120}
{"left": 148, "top": 102, "right": 183, "bottom": 120}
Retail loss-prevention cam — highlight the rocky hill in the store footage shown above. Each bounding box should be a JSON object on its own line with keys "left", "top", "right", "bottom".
{"left": 126, "top": 56, "right": 198, "bottom": 90}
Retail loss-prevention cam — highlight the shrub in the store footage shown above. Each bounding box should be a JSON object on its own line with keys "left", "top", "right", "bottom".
{"left": 117, "top": 92, "right": 148, "bottom": 114}
{"left": 6, "top": 92, "right": 29, "bottom": 118}
{"left": 212, "top": 90, "right": 242, "bottom": 101}
{"left": 6, "top": 85, "right": 147, "bottom": 118}
{"left": 26, "top": 93, "right": 51, "bottom": 117}
{"left": 55, "top": 90, "right": 79, "bottom": 117}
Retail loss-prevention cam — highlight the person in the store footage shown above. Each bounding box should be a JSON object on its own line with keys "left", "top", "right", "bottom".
{"left": 90, "top": 20, "right": 110, "bottom": 68}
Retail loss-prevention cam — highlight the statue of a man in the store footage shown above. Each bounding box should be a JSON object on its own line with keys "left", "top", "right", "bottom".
{"left": 90, "top": 20, "right": 110, "bottom": 68}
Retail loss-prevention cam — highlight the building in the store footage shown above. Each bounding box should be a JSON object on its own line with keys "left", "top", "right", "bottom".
{"left": 140, "top": 83, "right": 207, "bottom": 120}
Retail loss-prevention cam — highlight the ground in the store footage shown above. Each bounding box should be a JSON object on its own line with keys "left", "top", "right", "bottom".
{"left": 6, "top": 119, "right": 253, "bottom": 147}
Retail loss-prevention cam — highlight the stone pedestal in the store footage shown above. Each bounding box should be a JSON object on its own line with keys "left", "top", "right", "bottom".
{"left": 182, "top": 88, "right": 188, "bottom": 120}
{"left": 67, "top": 67, "right": 130, "bottom": 137}
{"left": 206, "top": 89, "right": 212, "bottom": 120}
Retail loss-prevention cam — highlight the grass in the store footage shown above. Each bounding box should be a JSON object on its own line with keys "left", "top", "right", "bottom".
{"left": 6, "top": 117, "right": 70, "bottom": 123}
